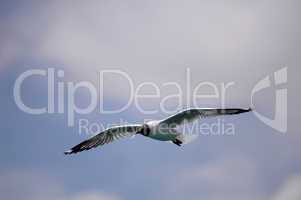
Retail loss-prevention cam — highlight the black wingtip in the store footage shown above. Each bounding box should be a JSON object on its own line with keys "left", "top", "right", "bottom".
{"left": 64, "top": 150, "right": 73, "bottom": 155}
{"left": 243, "top": 107, "right": 252, "bottom": 113}
{"left": 240, "top": 107, "right": 252, "bottom": 113}
{"left": 226, "top": 107, "right": 252, "bottom": 115}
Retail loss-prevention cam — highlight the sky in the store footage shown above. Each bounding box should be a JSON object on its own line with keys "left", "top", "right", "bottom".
{"left": 0, "top": 0, "right": 301, "bottom": 200}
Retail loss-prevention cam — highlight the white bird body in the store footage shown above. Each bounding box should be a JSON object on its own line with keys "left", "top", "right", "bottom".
{"left": 64, "top": 107, "right": 252, "bottom": 155}
{"left": 146, "top": 120, "right": 179, "bottom": 141}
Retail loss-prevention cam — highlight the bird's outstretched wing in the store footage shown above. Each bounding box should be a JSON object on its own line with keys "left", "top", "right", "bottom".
{"left": 159, "top": 108, "right": 252, "bottom": 126}
{"left": 64, "top": 124, "right": 142, "bottom": 155}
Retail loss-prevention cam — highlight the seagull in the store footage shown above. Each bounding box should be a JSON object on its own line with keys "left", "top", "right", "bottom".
{"left": 64, "top": 107, "right": 251, "bottom": 155}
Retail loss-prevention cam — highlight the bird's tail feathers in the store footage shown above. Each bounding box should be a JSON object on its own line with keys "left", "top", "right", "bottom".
{"left": 176, "top": 133, "right": 198, "bottom": 145}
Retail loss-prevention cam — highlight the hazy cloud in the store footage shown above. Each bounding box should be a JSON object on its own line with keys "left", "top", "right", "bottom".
{"left": 0, "top": 170, "right": 120, "bottom": 200}
{"left": 164, "top": 155, "right": 263, "bottom": 200}
{"left": 271, "top": 175, "right": 301, "bottom": 200}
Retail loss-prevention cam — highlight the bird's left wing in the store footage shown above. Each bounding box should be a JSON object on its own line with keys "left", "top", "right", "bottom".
{"left": 64, "top": 124, "right": 142, "bottom": 155}
{"left": 159, "top": 108, "right": 251, "bottom": 127}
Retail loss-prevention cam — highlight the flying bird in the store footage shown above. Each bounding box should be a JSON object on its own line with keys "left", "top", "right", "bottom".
{"left": 64, "top": 107, "right": 251, "bottom": 155}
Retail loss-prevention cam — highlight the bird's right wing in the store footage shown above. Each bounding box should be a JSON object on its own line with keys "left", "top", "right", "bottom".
{"left": 159, "top": 108, "right": 251, "bottom": 127}
{"left": 64, "top": 124, "right": 142, "bottom": 155}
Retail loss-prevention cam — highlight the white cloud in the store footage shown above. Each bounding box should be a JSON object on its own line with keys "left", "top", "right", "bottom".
{"left": 0, "top": 170, "right": 120, "bottom": 200}
{"left": 162, "top": 154, "right": 301, "bottom": 200}
{"left": 164, "top": 155, "right": 264, "bottom": 200}
{"left": 271, "top": 175, "right": 301, "bottom": 200}
{"left": 70, "top": 191, "right": 119, "bottom": 200}
{"left": 2, "top": 0, "right": 297, "bottom": 110}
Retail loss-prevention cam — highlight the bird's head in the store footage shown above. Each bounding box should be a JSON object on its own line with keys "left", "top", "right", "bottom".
{"left": 137, "top": 124, "right": 151, "bottom": 136}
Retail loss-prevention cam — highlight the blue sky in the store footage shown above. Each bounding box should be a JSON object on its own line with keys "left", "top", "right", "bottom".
{"left": 1, "top": 1, "right": 301, "bottom": 200}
